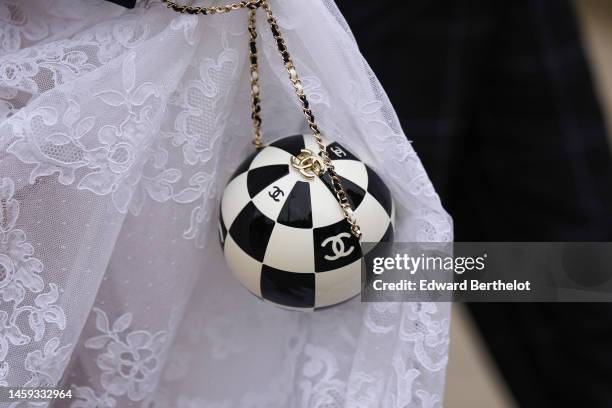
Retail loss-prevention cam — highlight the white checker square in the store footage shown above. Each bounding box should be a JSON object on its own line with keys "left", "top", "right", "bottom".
{"left": 332, "top": 160, "right": 369, "bottom": 190}
{"left": 314, "top": 260, "right": 361, "bottom": 308}
{"left": 224, "top": 235, "right": 263, "bottom": 297}
{"left": 252, "top": 172, "right": 300, "bottom": 222}
{"left": 249, "top": 146, "right": 292, "bottom": 169}
{"left": 221, "top": 173, "right": 251, "bottom": 227}
{"left": 309, "top": 177, "right": 344, "bottom": 228}
{"left": 264, "top": 223, "right": 315, "bottom": 273}
{"left": 354, "top": 193, "right": 391, "bottom": 243}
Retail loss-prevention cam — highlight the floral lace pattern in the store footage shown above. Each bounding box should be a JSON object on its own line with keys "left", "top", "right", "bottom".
{"left": 4, "top": 52, "right": 178, "bottom": 216}
{"left": 72, "top": 308, "right": 172, "bottom": 407}
{"left": 0, "top": 177, "right": 70, "bottom": 391}
{"left": 0, "top": 1, "right": 452, "bottom": 406}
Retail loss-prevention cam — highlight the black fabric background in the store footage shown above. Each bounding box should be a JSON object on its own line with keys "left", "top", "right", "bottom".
{"left": 336, "top": 1, "right": 612, "bottom": 407}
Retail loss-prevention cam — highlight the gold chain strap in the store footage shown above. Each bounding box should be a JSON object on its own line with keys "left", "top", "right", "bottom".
{"left": 162, "top": 0, "right": 361, "bottom": 238}
{"left": 257, "top": 1, "right": 361, "bottom": 238}
{"left": 248, "top": 7, "right": 264, "bottom": 150}
{"left": 161, "top": 0, "right": 261, "bottom": 15}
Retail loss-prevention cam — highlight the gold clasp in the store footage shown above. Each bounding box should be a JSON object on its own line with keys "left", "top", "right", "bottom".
{"left": 290, "top": 149, "right": 326, "bottom": 179}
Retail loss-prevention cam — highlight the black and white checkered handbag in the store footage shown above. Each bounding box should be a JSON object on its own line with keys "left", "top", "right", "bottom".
{"left": 219, "top": 135, "right": 395, "bottom": 310}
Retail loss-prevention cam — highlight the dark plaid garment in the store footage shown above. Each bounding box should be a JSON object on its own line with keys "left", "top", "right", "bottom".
{"left": 338, "top": 1, "right": 612, "bottom": 407}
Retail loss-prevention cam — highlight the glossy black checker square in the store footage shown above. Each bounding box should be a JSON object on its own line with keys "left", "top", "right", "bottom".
{"left": 277, "top": 181, "right": 313, "bottom": 228}
{"left": 229, "top": 201, "right": 276, "bottom": 262}
{"left": 269, "top": 134, "right": 305, "bottom": 156}
{"left": 247, "top": 164, "right": 289, "bottom": 198}
{"left": 326, "top": 142, "right": 358, "bottom": 161}
{"left": 260, "top": 265, "right": 315, "bottom": 308}
{"left": 365, "top": 165, "right": 393, "bottom": 216}
{"left": 320, "top": 172, "right": 366, "bottom": 209}
{"left": 313, "top": 220, "right": 362, "bottom": 272}
{"left": 218, "top": 207, "right": 228, "bottom": 249}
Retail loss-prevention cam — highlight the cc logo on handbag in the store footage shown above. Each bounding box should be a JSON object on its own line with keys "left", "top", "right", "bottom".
{"left": 321, "top": 232, "right": 355, "bottom": 261}
{"left": 330, "top": 146, "right": 347, "bottom": 157}
{"left": 268, "top": 185, "right": 284, "bottom": 202}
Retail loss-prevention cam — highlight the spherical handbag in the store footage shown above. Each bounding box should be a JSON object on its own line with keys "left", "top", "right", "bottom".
{"left": 219, "top": 135, "right": 395, "bottom": 310}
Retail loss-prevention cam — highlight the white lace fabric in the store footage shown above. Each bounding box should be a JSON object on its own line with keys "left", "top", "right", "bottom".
{"left": 0, "top": 0, "right": 453, "bottom": 406}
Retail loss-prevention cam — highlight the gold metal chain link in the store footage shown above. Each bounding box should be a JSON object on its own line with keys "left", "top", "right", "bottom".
{"left": 162, "top": 0, "right": 361, "bottom": 238}
{"left": 248, "top": 7, "right": 264, "bottom": 150}
{"left": 161, "top": 0, "right": 261, "bottom": 15}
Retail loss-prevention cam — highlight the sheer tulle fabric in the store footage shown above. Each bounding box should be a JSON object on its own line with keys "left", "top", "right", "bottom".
{"left": 0, "top": 0, "right": 452, "bottom": 406}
